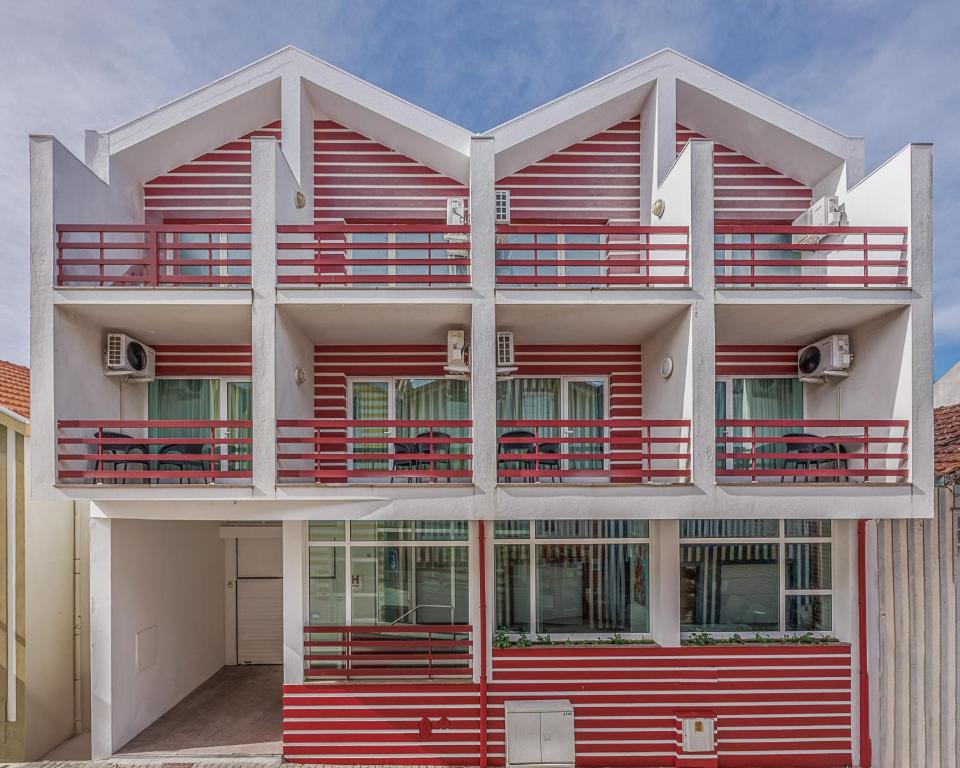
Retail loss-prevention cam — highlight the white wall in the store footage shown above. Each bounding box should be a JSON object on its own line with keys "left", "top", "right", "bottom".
{"left": 108, "top": 518, "right": 224, "bottom": 752}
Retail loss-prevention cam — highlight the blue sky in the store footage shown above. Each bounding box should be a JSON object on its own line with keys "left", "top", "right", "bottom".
{"left": 1, "top": 0, "right": 957, "bottom": 373}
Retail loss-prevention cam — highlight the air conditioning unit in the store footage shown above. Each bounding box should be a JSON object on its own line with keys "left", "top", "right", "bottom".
{"left": 444, "top": 198, "right": 470, "bottom": 251}
{"left": 793, "top": 196, "right": 845, "bottom": 244}
{"left": 445, "top": 329, "right": 470, "bottom": 375}
{"left": 104, "top": 333, "right": 156, "bottom": 381}
{"left": 798, "top": 334, "right": 852, "bottom": 383}
{"left": 496, "top": 330, "right": 517, "bottom": 377}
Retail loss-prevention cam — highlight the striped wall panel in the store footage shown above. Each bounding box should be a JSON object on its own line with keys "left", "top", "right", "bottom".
{"left": 314, "top": 120, "right": 468, "bottom": 222}
{"left": 676, "top": 124, "right": 813, "bottom": 221}
{"left": 716, "top": 345, "right": 801, "bottom": 378}
{"left": 281, "top": 645, "right": 853, "bottom": 767}
{"left": 153, "top": 344, "right": 253, "bottom": 377}
{"left": 144, "top": 121, "right": 281, "bottom": 219}
{"left": 496, "top": 118, "right": 642, "bottom": 223}
{"left": 313, "top": 345, "right": 642, "bottom": 417}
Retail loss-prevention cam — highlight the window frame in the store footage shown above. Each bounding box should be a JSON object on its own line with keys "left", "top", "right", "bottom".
{"left": 492, "top": 521, "right": 652, "bottom": 641}
{"left": 304, "top": 521, "right": 473, "bottom": 628}
{"left": 679, "top": 520, "right": 833, "bottom": 638}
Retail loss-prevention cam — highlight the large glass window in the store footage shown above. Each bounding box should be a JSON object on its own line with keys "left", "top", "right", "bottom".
{"left": 680, "top": 519, "right": 832, "bottom": 633}
{"left": 307, "top": 521, "right": 469, "bottom": 626}
{"left": 495, "top": 520, "right": 650, "bottom": 636}
{"left": 716, "top": 377, "right": 804, "bottom": 472}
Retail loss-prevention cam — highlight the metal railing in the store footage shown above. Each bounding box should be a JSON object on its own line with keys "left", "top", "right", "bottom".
{"left": 56, "top": 419, "right": 253, "bottom": 484}
{"left": 277, "top": 223, "right": 470, "bottom": 286}
{"left": 714, "top": 224, "right": 908, "bottom": 288}
{"left": 56, "top": 224, "right": 251, "bottom": 287}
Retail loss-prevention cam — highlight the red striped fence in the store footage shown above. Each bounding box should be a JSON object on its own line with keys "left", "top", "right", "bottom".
{"left": 714, "top": 224, "right": 908, "bottom": 288}
{"left": 282, "top": 644, "right": 853, "bottom": 767}
{"left": 56, "top": 419, "right": 252, "bottom": 483}
{"left": 56, "top": 224, "right": 251, "bottom": 287}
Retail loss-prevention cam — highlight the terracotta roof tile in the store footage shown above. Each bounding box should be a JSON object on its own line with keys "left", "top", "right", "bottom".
{"left": 0, "top": 360, "right": 29, "bottom": 420}
{"left": 934, "top": 403, "right": 960, "bottom": 477}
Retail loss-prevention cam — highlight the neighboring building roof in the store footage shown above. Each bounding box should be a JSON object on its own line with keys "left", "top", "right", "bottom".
{"left": 934, "top": 403, "right": 960, "bottom": 478}
{"left": 935, "top": 360, "right": 960, "bottom": 408}
{"left": 0, "top": 360, "right": 30, "bottom": 421}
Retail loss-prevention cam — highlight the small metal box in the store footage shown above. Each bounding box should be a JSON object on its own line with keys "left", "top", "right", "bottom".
{"left": 505, "top": 699, "right": 575, "bottom": 768}
{"left": 681, "top": 716, "right": 716, "bottom": 753}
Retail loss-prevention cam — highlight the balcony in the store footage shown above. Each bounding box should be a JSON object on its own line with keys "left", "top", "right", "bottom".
{"left": 495, "top": 224, "right": 689, "bottom": 288}
{"left": 277, "top": 419, "right": 473, "bottom": 484}
{"left": 56, "top": 224, "right": 251, "bottom": 287}
{"left": 715, "top": 419, "right": 909, "bottom": 483}
{"left": 56, "top": 419, "right": 252, "bottom": 484}
{"left": 714, "top": 224, "right": 908, "bottom": 288}
{"left": 496, "top": 418, "right": 691, "bottom": 484}
{"left": 276, "top": 223, "right": 470, "bottom": 287}
{"left": 303, "top": 624, "right": 473, "bottom": 680}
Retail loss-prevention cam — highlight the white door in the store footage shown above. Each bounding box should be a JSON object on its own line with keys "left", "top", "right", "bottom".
{"left": 236, "top": 536, "right": 283, "bottom": 664}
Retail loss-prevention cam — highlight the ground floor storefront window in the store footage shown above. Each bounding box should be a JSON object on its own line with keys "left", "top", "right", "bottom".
{"left": 680, "top": 519, "right": 832, "bottom": 633}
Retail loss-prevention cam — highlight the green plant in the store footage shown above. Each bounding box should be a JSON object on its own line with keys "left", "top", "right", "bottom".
{"left": 796, "top": 632, "right": 817, "bottom": 645}
{"left": 608, "top": 633, "right": 628, "bottom": 645}
{"left": 534, "top": 634, "right": 553, "bottom": 645}
{"left": 516, "top": 632, "right": 533, "bottom": 648}
{"left": 688, "top": 630, "right": 715, "bottom": 646}
{"left": 753, "top": 632, "right": 767, "bottom": 643}
{"left": 731, "top": 633, "right": 743, "bottom": 644}
{"left": 493, "top": 629, "right": 512, "bottom": 649}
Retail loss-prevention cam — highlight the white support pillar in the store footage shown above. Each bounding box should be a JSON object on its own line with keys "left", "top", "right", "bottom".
{"left": 651, "top": 519, "right": 680, "bottom": 647}
{"left": 686, "top": 139, "right": 716, "bottom": 490}
{"left": 653, "top": 75, "right": 677, "bottom": 188}
{"left": 469, "top": 136, "right": 497, "bottom": 504}
{"left": 89, "top": 514, "right": 112, "bottom": 758}
{"left": 282, "top": 520, "right": 305, "bottom": 684}
{"left": 250, "top": 137, "right": 278, "bottom": 496}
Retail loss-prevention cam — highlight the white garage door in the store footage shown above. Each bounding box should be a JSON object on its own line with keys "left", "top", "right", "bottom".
{"left": 237, "top": 578, "right": 283, "bottom": 664}
{"left": 235, "top": 535, "right": 283, "bottom": 664}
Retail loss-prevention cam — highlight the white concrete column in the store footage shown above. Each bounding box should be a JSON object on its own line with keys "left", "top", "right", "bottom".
{"left": 653, "top": 75, "right": 677, "bottom": 188}
{"left": 29, "top": 137, "right": 57, "bottom": 501}
{"left": 89, "top": 513, "right": 112, "bottom": 758}
{"left": 250, "top": 137, "right": 278, "bottom": 496}
{"left": 469, "top": 136, "right": 497, "bottom": 504}
{"left": 686, "top": 139, "right": 716, "bottom": 490}
{"left": 651, "top": 519, "right": 680, "bottom": 647}
{"left": 83, "top": 131, "right": 110, "bottom": 183}
{"left": 280, "top": 71, "right": 315, "bottom": 207}
{"left": 282, "top": 520, "right": 305, "bottom": 684}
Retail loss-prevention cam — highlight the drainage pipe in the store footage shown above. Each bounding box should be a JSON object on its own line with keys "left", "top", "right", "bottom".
{"left": 478, "top": 520, "right": 488, "bottom": 768}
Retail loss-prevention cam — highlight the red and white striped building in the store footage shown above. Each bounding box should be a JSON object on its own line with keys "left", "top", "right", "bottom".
{"left": 29, "top": 47, "right": 932, "bottom": 767}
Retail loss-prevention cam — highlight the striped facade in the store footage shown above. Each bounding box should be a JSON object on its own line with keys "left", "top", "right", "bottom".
{"left": 312, "top": 345, "right": 641, "bottom": 418}
{"left": 282, "top": 645, "right": 853, "bottom": 767}
{"left": 496, "top": 118, "right": 643, "bottom": 223}
{"left": 716, "top": 345, "right": 801, "bottom": 378}
{"left": 314, "top": 120, "right": 468, "bottom": 222}
{"left": 676, "top": 124, "right": 813, "bottom": 221}
{"left": 143, "top": 121, "right": 281, "bottom": 219}
{"left": 153, "top": 345, "right": 253, "bottom": 378}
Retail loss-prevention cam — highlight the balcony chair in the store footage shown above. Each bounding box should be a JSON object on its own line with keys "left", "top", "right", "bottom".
{"left": 96, "top": 430, "right": 152, "bottom": 484}
{"left": 415, "top": 430, "right": 454, "bottom": 483}
{"left": 781, "top": 432, "right": 848, "bottom": 482}
{"left": 537, "top": 440, "right": 561, "bottom": 482}
{"left": 390, "top": 440, "right": 423, "bottom": 483}
{"left": 497, "top": 430, "right": 536, "bottom": 482}
{"left": 157, "top": 442, "right": 211, "bottom": 484}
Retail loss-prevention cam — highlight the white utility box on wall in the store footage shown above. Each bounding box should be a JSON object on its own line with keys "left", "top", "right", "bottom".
{"left": 505, "top": 699, "right": 575, "bottom": 768}
{"left": 680, "top": 715, "right": 716, "bottom": 752}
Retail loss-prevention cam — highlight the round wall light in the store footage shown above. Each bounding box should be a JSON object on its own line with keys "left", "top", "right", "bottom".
{"left": 294, "top": 366, "right": 307, "bottom": 385}
{"left": 660, "top": 356, "right": 674, "bottom": 379}
{"left": 652, "top": 199, "right": 665, "bottom": 219}
{"left": 295, "top": 191, "right": 306, "bottom": 209}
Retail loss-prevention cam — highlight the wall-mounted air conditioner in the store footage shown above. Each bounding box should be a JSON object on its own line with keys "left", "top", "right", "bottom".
{"left": 104, "top": 333, "right": 156, "bottom": 381}
{"left": 798, "top": 333, "right": 852, "bottom": 383}
{"left": 444, "top": 198, "right": 470, "bottom": 252}
{"left": 793, "top": 196, "right": 845, "bottom": 244}
{"left": 445, "top": 329, "right": 470, "bottom": 375}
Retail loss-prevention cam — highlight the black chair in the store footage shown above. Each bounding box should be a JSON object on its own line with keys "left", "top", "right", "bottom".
{"left": 537, "top": 441, "right": 561, "bottom": 482}
{"left": 782, "top": 432, "right": 847, "bottom": 482}
{"left": 497, "top": 430, "right": 536, "bottom": 482}
{"left": 97, "top": 430, "right": 151, "bottom": 484}
{"left": 390, "top": 440, "right": 422, "bottom": 483}
{"left": 416, "top": 430, "right": 452, "bottom": 482}
{"left": 157, "top": 442, "right": 210, "bottom": 484}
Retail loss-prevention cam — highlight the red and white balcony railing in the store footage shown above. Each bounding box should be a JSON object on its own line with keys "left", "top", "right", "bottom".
{"left": 496, "top": 419, "right": 691, "bottom": 483}
{"left": 495, "top": 224, "right": 689, "bottom": 287}
{"left": 714, "top": 224, "right": 908, "bottom": 288}
{"left": 715, "top": 419, "right": 910, "bottom": 482}
{"left": 303, "top": 624, "right": 473, "bottom": 680}
{"left": 276, "top": 419, "right": 473, "bottom": 483}
{"left": 276, "top": 224, "right": 471, "bottom": 286}
{"left": 56, "top": 420, "right": 253, "bottom": 484}
{"left": 56, "top": 224, "right": 252, "bottom": 287}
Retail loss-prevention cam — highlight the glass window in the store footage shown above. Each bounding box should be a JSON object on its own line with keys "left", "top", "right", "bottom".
{"left": 494, "top": 519, "right": 650, "bottom": 637}
{"left": 680, "top": 519, "right": 832, "bottom": 634}
{"left": 308, "top": 546, "right": 346, "bottom": 623}
{"left": 309, "top": 521, "right": 346, "bottom": 541}
{"left": 349, "top": 521, "right": 468, "bottom": 541}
